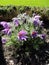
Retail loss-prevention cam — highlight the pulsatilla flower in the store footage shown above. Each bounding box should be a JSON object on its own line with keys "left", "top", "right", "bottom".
{"left": 18, "top": 30, "right": 28, "bottom": 41}
{"left": 34, "top": 15, "right": 41, "bottom": 19}
{"left": 41, "top": 34, "right": 46, "bottom": 39}
{"left": 0, "top": 21, "right": 10, "bottom": 29}
{"left": 32, "top": 31, "right": 38, "bottom": 38}
{"left": 37, "top": 34, "right": 46, "bottom": 39}
{"left": 33, "top": 20, "right": 39, "bottom": 26}
{"left": 2, "top": 28, "right": 11, "bottom": 35}
{"left": 0, "top": 21, "right": 12, "bottom": 35}
{"left": 40, "top": 34, "right": 46, "bottom": 39}
{"left": 12, "top": 18, "right": 19, "bottom": 27}
{"left": 2, "top": 38, "right": 6, "bottom": 44}
{"left": 33, "top": 15, "right": 43, "bottom": 26}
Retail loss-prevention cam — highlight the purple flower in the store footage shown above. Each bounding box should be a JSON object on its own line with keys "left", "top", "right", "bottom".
{"left": 33, "top": 17, "right": 43, "bottom": 26}
{"left": 14, "top": 20, "right": 19, "bottom": 27}
{"left": 33, "top": 20, "right": 39, "bottom": 26}
{"left": 7, "top": 29, "right": 12, "bottom": 35}
{"left": 33, "top": 15, "right": 43, "bottom": 26}
{"left": 33, "top": 16, "right": 40, "bottom": 26}
{"left": 2, "top": 29, "right": 11, "bottom": 35}
{"left": 37, "top": 34, "right": 46, "bottom": 39}
{"left": 2, "top": 38, "right": 6, "bottom": 44}
{"left": 0, "top": 21, "right": 10, "bottom": 29}
{"left": 12, "top": 18, "right": 19, "bottom": 27}
{"left": 18, "top": 30, "right": 27, "bottom": 41}
{"left": 2, "top": 29, "right": 9, "bottom": 34}
{"left": 32, "top": 31, "right": 38, "bottom": 38}
{"left": 41, "top": 34, "right": 46, "bottom": 39}
{"left": 34, "top": 15, "right": 41, "bottom": 20}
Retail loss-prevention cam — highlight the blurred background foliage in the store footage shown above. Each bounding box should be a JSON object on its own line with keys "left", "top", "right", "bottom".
{"left": 0, "top": 6, "right": 49, "bottom": 21}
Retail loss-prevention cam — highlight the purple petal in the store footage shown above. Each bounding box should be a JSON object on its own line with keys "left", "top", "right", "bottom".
{"left": 2, "top": 29, "right": 11, "bottom": 35}
{"left": 32, "top": 31, "right": 38, "bottom": 38}
{"left": 12, "top": 18, "right": 19, "bottom": 27}
{"left": 18, "top": 30, "right": 27, "bottom": 35}
{"left": 7, "top": 29, "right": 12, "bottom": 35}
{"left": 18, "top": 36, "right": 27, "bottom": 41}
{"left": 41, "top": 34, "right": 46, "bottom": 39}
{"left": 2, "top": 29, "right": 9, "bottom": 34}
{"left": 2, "top": 38, "right": 6, "bottom": 44}
{"left": 34, "top": 15, "right": 41, "bottom": 19}
{"left": 18, "top": 30, "right": 27, "bottom": 41}
{"left": 33, "top": 21, "right": 39, "bottom": 26}
{"left": 0, "top": 21, "right": 10, "bottom": 29}
{"left": 37, "top": 34, "right": 46, "bottom": 39}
